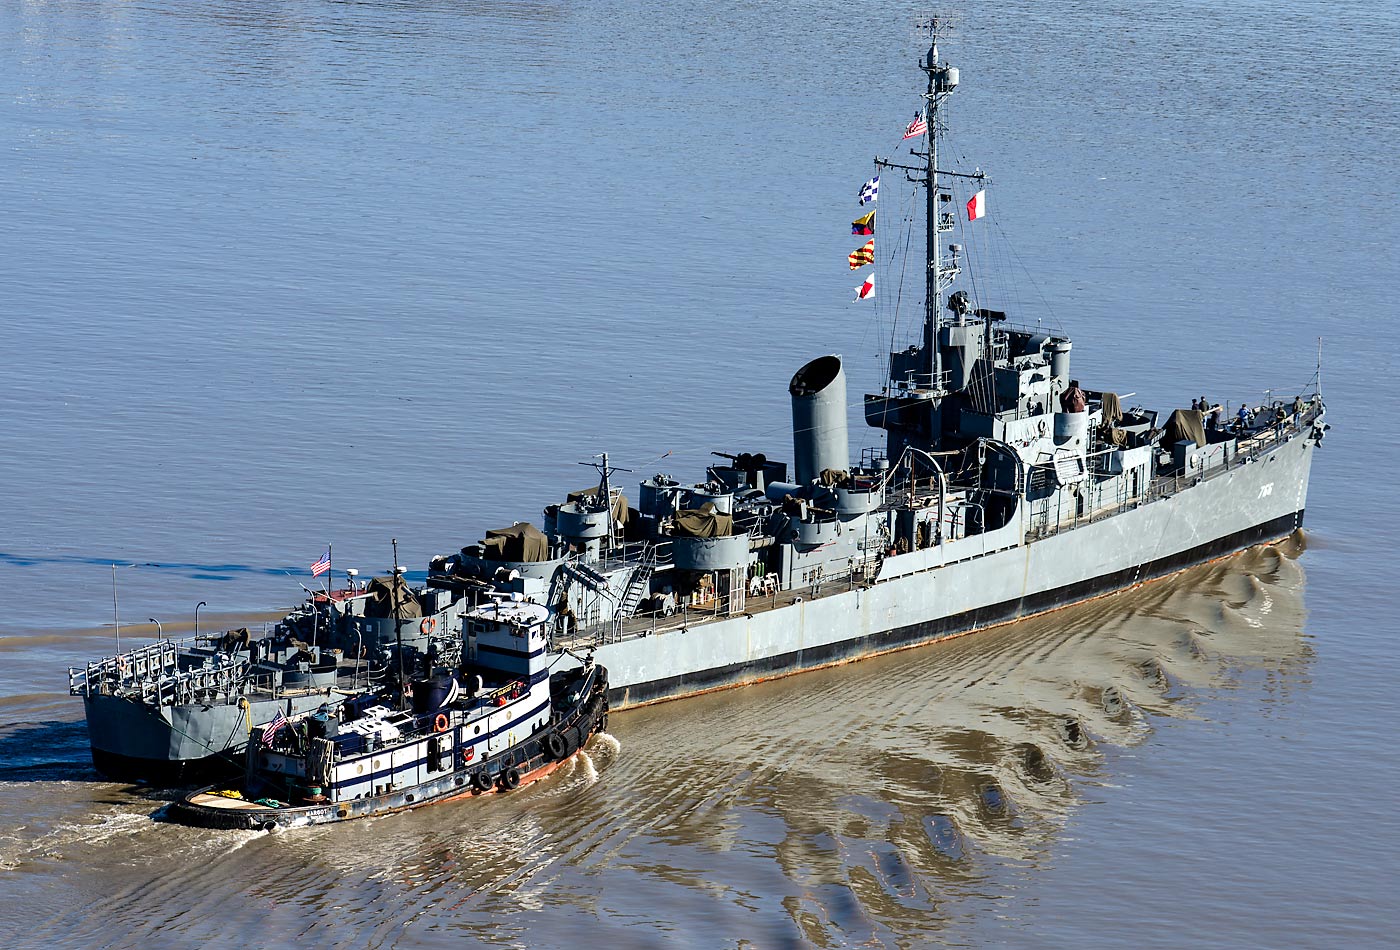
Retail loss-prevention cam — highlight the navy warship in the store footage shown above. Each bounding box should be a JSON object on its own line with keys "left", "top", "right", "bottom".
{"left": 69, "top": 20, "right": 1326, "bottom": 780}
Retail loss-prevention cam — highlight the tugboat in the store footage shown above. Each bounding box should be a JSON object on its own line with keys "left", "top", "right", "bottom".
{"left": 168, "top": 599, "right": 608, "bottom": 830}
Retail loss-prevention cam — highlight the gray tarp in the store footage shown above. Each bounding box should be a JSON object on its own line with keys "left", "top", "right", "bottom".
{"left": 1162, "top": 408, "right": 1207, "bottom": 448}
{"left": 566, "top": 486, "right": 629, "bottom": 527}
{"left": 672, "top": 502, "right": 733, "bottom": 538}
{"left": 482, "top": 522, "right": 550, "bottom": 562}
{"left": 364, "top": 574, "right": 423, "bottom": 619}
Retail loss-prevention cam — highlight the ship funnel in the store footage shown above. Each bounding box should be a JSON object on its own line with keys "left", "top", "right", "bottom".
{"left": 1048, "top": 338, "right": 1072, "bottom": 387}
{"left": 790, "top": 355, "right": 850, "bottom": 484}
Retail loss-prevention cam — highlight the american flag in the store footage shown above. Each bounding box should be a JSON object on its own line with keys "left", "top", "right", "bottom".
{"left": 903, "top": 113, "right": 928, "bottom": 139}
{"left": 262, "top": 708, "right": 289, "bottom": 746}
{"left": 310, "top": 548, "right": 331, "bottom": 577}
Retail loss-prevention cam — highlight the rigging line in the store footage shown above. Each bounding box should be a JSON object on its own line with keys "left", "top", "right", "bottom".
{"left": 889, "top": 183, "right": 919, "bottom": 368}
{"left": 952, "top": 172, "right": 995, "bottom": 413}
{"left": 991, "top": 215, "right": 1066, "bottom": 334}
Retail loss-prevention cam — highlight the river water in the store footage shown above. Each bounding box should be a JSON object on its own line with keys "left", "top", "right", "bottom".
{"left": 1, "top": 0, "right": 1396, "bottom": 946}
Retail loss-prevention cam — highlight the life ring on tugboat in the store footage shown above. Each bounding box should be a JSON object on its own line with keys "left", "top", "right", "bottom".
{"left": 459, "top": 746, "right": 475, "bottom": 766}
{"left": 433, "top": 713, "right": 450, "bottom": 733}
{"left": 498, "top": 766, "right": 522, "bottom": 791}
{"left": 420, "top": 617, "right": 436, "bottom": 635}
{"left": 545, "top": 732, "right": 568, "bottom": 760}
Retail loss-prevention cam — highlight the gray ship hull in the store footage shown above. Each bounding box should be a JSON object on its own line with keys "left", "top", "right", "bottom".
{"left": 587, "top": 428, "right": 1314, "bottom": 708}
{"left": 85, "top": 691, "right": 338, "bottom": 784}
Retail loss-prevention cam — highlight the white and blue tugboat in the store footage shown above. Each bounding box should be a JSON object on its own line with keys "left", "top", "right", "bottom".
{"left": 168, "top": 599, "right": 608, "bottom": 830}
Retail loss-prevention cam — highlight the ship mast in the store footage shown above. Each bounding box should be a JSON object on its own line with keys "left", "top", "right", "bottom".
{"left": 922, "top": 23, "right": 945, "bottom": 390}
{"left": 876, "top": 17, "right": 964, "bottom": 394}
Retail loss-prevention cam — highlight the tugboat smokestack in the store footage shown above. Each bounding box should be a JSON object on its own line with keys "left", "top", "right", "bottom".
{"left": 789, "top": 355, "right": 849, "bottom": 484}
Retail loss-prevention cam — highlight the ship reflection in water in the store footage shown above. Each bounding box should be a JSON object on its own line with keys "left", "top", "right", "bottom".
{"left": 5, "top": 540, "right": 1311, "bottom": 947}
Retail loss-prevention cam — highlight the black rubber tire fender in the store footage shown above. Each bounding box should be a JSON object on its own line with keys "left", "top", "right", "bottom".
{"left": 471, "top": 770, "right": 493, "bottom": 792}
{"left": 545, "top": 732, "right": 568, "bottom": 760}
{"left": 498, "top": 766, "right": 522, "bottom": 791}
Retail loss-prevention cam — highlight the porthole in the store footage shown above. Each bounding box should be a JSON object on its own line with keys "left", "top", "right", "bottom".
{"left": 474, "top": 725, "right": 481, "bottom": 735}
{"left": 356, "top": 763, "right": 365, "bottom": 775}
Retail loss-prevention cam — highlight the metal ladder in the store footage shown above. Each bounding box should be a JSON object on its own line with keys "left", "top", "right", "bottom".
{"left": 616, "top": 546, "right": 659, "bottom": 619}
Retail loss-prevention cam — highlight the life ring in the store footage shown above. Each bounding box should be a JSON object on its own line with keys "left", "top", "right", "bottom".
{"left": 459, "top": 746, "right": 475, "bottom": 765}
{"left": 115, "top": 657, "right": 129, "bottom": 675}
{"left": 498, "top": 766, "right": 522, "bottom": 791}
{"left": 420, "top": 617, "right": 436, "bottom": 635}
{"left": 433, "top": 713, "right": 449, "bottom": 733}
{"left": 545, "top": 732, "right": 568, "bottom": 760}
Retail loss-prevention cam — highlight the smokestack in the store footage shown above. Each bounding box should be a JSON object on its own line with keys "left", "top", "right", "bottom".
{"left": 1048, "top": 338, "right": 1072, "bottom": 388}
{"left": 790, "top": 355, "right": 850, "bottom": 484}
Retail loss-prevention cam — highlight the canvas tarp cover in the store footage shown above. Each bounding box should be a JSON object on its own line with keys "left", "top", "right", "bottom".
{"left": 1100, "top": 426, "right": 1132, "bottom": 448}
{"left": 817, "top": 468, "right": 850, "bottom": 487}
{"left": 565, "top": 487, "right": 629, "bottom": 526}
{"left": 364, "top": 574, "right": 423, "bottom": 619}
{"left": 1100, "top": 391, "right": 1123, "bottom": 427}
{"left": 1162, "top": 408, "right": 1207, "bottom": 448}
{"left": 672, "top": 502, "right": 733, "bottom": 538}
{"left": 482, "top": 522, "right": 549, "bottom": 562}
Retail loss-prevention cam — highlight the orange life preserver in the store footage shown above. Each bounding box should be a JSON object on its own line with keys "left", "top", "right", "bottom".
{"left": 420, "top": 617, "right": 437, "bottom": 635}
{"left": 433, "top": 713, "right": 449, "bottom": 733}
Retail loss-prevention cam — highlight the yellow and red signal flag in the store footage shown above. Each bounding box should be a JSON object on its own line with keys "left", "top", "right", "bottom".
{"left": 848, "top": 238, "right": 875, "bottom": 269}
{"left": 851, "top": 211, "right": 876, "bottom": 236}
